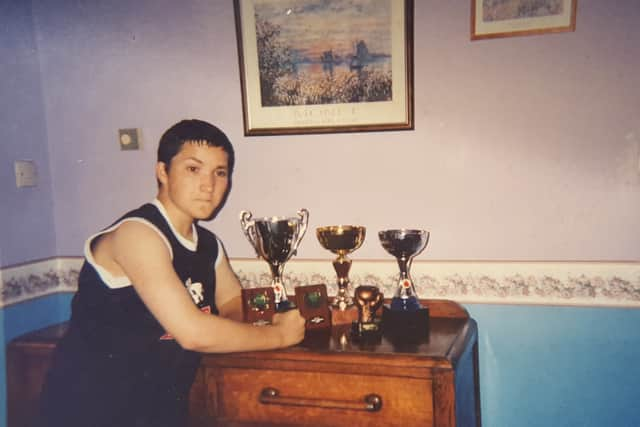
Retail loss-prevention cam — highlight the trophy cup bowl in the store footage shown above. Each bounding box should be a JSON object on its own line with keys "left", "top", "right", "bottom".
{"left": 316, "top": 225, "right": 366, "bottom": 311}
{"left": 240, "top": 209, "right": 309, "bottom": 311}
{"left": 378, "top": 229, "right": 429, "bottom": 311}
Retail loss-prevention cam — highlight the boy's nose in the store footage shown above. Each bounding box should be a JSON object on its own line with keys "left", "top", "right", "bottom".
{"left": 201, "top": 178, "right": 214, "bottom": 192}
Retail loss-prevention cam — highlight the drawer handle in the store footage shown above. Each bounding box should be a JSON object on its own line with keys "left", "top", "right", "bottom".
{"left": 259, "top": 387, "right": 382, "bottom": 412}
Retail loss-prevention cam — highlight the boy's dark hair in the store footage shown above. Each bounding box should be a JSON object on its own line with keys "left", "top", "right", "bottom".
{"left": 157, "top": 119, "right": 235, "bottom": 175}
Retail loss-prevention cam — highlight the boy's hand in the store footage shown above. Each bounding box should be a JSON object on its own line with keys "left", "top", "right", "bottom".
{"left": 271, "top": 309, "right": 306, "bottom": 347}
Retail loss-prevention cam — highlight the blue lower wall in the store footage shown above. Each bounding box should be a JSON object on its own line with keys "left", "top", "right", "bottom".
{"left": 2, "top": 298, "right": 640, "bottom": 427}
{"left": 467, "top": 304, "right": 640, "bottom": 427}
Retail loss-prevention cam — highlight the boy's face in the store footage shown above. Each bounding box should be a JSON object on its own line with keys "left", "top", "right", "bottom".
{"left": 157, "top": 141, "right": 230, "bottom": 221}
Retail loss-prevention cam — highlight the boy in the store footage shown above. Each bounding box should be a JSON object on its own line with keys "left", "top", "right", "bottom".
{"left": 37, "top": 119, "right": 305, "bottom": 426}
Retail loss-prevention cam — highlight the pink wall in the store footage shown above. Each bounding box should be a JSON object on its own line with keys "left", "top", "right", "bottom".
{"left": 0, "top": 1, "right": 56, "bottom": 267}
{"left": 26, "top": 0, "right": 640, "bottom": 262}
{"left": 2, "top": 4, "right": 640, "bottom": 426}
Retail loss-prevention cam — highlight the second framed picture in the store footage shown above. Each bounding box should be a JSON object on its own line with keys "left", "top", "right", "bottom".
{"left": 234, "top": 0, "right": 414, "bottom": 136}
{"left": 471, "top": 0, "right": 577, "bottom": 40}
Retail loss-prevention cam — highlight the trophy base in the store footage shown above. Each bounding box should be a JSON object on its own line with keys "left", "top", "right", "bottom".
{"left": 302, "top": 328, "right": 332, "bottom": 349}
{"left": 389, "top": 296, "right": 422, "bottom": 311}
{"left": 294, "top": 284, "right": 331, "bottom": 331}
{"left": 241, "top": 287, "right": 276, "bottom": 325}
{"left": 329, "top": 305, "right": 358, "bottom": 325}
{"left": 350, "top": 320, "right": 383, "bottom": 343}
{"left": 275, "top": 299, "right": 296, "bottom": 312}
{"left": 382, "top": 304, "right": 430, "bottom": 340}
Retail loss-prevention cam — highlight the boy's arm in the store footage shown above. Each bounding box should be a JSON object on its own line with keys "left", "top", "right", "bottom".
{"left": 214, "top": 250, "right": 244, "bottom": 322}
{"left": 105, "top": 221, "right": 304, "bottom": 353}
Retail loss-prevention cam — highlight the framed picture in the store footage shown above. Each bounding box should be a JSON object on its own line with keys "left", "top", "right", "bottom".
{"left": 471, "top": 0, "right": 577, "bottom": 41}
{"left": 234, "top": 0, "right": 414, "bottom": 136}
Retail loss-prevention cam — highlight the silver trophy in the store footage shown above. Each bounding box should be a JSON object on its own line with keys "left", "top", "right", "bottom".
{"left": 240, "top": 209, "right": 309, "bottom": 311}
{"left": 378, "top": 229, "right": 429, "bottom": 311}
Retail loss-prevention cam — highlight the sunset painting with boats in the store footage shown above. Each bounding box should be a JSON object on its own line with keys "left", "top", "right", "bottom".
{"left": 253, "top": 0, "right": 393, "bottom": 107}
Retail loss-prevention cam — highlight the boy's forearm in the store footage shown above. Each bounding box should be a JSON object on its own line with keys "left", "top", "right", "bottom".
{"left": 186, "top": 314, "right": 284, "bottom": 354}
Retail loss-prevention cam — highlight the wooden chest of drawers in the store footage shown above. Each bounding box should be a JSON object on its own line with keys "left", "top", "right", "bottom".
{"left": 7, "top": 300, "right": 480, "bottom": 427}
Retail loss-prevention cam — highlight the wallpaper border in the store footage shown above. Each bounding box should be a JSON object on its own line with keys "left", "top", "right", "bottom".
{"left": 1, "top": 257, "right": 639, "bottom": 308}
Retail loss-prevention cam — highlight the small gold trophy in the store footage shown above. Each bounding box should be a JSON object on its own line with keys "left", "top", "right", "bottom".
{"left": 316, "top": 225, "right": 366, "bottom": 313}
{"left": 353, "top": 285, "right": 383, "bottom": 337}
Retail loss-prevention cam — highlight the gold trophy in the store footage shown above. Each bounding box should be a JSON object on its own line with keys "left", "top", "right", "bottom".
{"left": 353, "top": 285, "right": 384, "bottom": 336}
{"left": 316, "top": 225, "right": 366, "bottom": 312}
{"left": 240, "top": 209, "right": 309, "bottom": 311}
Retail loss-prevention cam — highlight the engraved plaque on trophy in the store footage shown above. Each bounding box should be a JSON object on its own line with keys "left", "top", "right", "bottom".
{"left": 241, "top": 287, "right": 276, "bottom": 326}
{"left": 294, "top": 284, "right": 331, "bottom": 331}
{"left": 240, "top": 209, "right": 309, "bottom": 311}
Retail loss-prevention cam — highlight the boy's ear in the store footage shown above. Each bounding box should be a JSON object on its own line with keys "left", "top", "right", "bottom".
{"left": 156, "top": 162, "right": 169, "bottom": 186}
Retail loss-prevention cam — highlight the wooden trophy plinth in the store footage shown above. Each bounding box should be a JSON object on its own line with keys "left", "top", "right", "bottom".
{"left": 382, "top": 304, "right": 430, "bottom": 341}
{"left": 294, "top": 284, "right": 331, "bottom": 331}
{"left": 241, "top": 287, "right": 276, "bottom": 326}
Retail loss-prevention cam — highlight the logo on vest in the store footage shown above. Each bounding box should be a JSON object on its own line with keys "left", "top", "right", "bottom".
{"left": 185, "top": 278, "right": 204, "bottom": 305}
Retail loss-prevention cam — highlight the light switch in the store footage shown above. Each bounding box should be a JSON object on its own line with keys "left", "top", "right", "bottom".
{"left": 14, "top": 160, "right": 38, "bottom": 188}
{"left": 119, "top": 128, "right": 141, "bottom": 150}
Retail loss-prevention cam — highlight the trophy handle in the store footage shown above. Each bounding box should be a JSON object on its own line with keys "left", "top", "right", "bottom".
{"left": 291, "top": 208, "right": 309, "bottom": 255}
{"left": 239, "top": 210, "right": 259, "bottom": 257}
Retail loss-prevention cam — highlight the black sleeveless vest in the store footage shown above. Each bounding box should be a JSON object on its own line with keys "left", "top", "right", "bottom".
{"left": 38, "top": 203, "right": 220, "bottom": 427}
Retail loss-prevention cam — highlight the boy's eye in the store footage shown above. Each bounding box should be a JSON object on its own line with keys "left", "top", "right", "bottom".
{"left": 187, "top": 166, "right": 199, "bottom": 173}
{"left": 215, "top": 169, "right": 228, "bottom": 178}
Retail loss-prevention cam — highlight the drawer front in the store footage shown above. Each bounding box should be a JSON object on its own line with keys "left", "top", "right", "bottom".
{"left": 212, "top": 368, "right": 433, "bottom": 426}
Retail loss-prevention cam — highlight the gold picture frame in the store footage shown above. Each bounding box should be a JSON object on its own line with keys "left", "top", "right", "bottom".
{"left": 471, "top": 0, "right": 577, "bottom": 40}
{"left": 234, "top": 0, "right": 414, "bottom": 136}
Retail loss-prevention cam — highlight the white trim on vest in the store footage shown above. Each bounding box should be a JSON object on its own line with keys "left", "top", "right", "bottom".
{"left": 84, "top": 217, "right": 173, "bottom": 289}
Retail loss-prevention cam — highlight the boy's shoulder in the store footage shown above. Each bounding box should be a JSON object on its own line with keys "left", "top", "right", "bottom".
{"left": 117, "top": 203, "right": 159, "bottom": 222}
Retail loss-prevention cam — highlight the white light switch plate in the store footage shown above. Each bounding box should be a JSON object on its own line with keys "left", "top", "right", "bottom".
{"left": 14, "top": 160, "right": 38, "bottom": 188}
{"left": 119, "top": 128, "right": 141, "bottom": 150}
